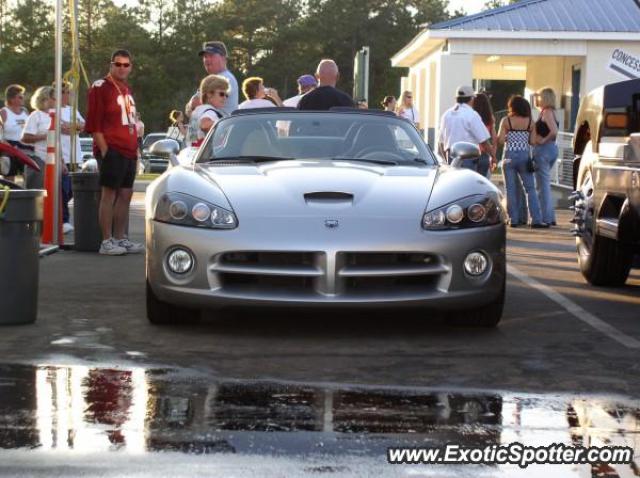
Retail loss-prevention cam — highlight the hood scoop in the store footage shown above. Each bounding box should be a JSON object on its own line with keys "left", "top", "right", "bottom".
{"left": 304, "top": 191, "right": 354, "bottom": 208}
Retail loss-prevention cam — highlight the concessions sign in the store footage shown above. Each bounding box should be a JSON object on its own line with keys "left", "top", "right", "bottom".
{"left": 608, "top": 48, "right": 640, "bottom": 80}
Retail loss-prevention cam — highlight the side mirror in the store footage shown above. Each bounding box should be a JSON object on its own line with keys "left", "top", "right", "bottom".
{"left": 449, "top": 141, "right": 481, "bottom": 168}
{"left": 149, "top": 139, "right": 181, "bottom": 167}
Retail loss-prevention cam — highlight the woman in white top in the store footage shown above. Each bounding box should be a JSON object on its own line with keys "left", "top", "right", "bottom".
{"left": 397, "top": 90, "right": 420, "bottom": 129}
{"left": 238, "top": 77, "right": 282, "bottom": 109}
{"left": 188, "top": 74, "right": 230, "bottom": 146}
{"left": 21, "top": 86, "right": 56, "bottom": 189}
{"left": 0, "top": 84, "right": 30, "bottom": 180}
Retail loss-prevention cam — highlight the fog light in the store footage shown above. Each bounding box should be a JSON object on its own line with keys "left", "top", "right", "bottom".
{"left": 167, "top": 249, "right": 193, "bottom": 274}
{"left": 464, "top": 252, "right": 488, "bottom": 276}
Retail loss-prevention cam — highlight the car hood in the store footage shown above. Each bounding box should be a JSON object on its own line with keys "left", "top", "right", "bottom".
{"left": 197, "top": 160, "right": 437, "bottom": 219}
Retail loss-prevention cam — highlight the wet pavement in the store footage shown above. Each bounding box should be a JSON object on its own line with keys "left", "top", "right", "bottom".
{"left": 0, "top": 363, "right": 638, "bottom": 477}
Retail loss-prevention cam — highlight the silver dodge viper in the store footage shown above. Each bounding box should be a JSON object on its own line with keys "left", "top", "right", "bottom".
{"left": 145, "top": 109, "right": 506, "bottom": 326}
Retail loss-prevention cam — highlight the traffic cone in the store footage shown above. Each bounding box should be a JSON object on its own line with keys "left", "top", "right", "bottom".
{"left": 42, "top": 110, "right": 63, "bottom": 245}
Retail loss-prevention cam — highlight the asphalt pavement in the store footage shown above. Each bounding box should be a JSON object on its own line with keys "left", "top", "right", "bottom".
{"left": 1, "top": 186, "right": 639, "bottom": 476}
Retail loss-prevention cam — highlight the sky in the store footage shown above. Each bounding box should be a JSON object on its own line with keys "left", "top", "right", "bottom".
{"left": 448, "top": 0, "right": 486, "bottom": 15}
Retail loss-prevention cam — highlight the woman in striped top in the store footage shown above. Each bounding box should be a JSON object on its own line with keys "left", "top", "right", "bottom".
{"left": 497, "top": 95, "right": 547, "bottom": 228}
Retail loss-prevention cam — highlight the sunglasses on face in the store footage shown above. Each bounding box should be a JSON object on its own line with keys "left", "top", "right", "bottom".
{"left": 111, "top": 62, "right": 131, "bottom": 68}
{"left": 214, "top": 91, "right": 228, "bottom": 98}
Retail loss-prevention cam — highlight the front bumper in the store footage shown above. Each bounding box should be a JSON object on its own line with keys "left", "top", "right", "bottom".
{"left": 146, "top": 219, "right": 506, "bottom": 310}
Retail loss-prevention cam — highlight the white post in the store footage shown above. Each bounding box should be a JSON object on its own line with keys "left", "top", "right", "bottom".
{"left": 53, "top": 0, "right": 63, "bottom": 244}
{"left": 70, "top": 0, "right": 79, "bottom": 169}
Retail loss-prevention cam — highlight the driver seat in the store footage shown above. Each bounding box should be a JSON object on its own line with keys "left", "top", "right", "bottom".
{"left": 347, "top": 123, "right": 397, "bottom": 157}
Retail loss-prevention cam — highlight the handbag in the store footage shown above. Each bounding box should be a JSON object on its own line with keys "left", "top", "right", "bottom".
{"left": 526, "top": 125, "right": 536, "bottom": 173}
{"left": 526, "top": 149, "right": 536, "bottom": 173}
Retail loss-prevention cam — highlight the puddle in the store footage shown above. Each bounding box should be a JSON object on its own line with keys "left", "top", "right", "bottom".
{"left": 0, "top": 363, "right": 638, "bottom": 477}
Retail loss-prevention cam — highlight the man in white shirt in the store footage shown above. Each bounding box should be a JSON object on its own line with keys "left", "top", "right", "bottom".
{"left": 283, "top": 75, "right": 317, "bottom": 108}
{"left": 186, "top": 41, "right": 239, "bottom": 117}
{"left": 438, "top": 85, "right": 491, "bottom": 169}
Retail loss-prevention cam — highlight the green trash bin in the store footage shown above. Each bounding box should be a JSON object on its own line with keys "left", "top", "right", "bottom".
{"left": 0, "top": 187, "right": 45, "bottom": 325}
{"left": 71, "top": 172, "right": 102, "bottom": 252}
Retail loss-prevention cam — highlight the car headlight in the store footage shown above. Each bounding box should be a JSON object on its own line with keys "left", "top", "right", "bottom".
{"left": 155, "top": 192, "right": 237, "bottom": 229}
{"left": 422, "top": 194, "right": 504, "bottom": 230}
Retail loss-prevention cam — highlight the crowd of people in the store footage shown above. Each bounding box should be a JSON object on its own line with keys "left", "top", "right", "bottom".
{"left": 437, "top": 85, "right": 559, "bottom": 229}
{"left": 0, "top": 82, "right": 85, "bottom": 235}
{"left": 1, "top": 37, "right": 561, "bottom": 256}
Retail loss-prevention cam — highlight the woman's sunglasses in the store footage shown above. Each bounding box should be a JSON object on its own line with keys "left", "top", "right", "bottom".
{"left": 214, "top": 91, "right": 229, "bottom": 98}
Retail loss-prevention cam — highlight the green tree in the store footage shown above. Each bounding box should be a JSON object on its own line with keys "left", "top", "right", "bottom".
{"left": 483, "top": 0, "right": 519, "bottom": 10}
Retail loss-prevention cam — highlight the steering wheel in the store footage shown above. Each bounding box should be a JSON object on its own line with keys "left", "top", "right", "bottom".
{"left": 356, "top": 148, "right": 405, "bottom": 162}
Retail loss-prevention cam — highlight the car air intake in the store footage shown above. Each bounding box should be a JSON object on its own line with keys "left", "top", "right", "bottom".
{"left": 304, "top": 191, "right": 354, "bottom": 205}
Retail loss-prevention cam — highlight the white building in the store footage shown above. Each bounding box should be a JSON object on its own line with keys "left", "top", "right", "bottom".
{"left": 391, "top": 0, "right": 640, "bottom": 148}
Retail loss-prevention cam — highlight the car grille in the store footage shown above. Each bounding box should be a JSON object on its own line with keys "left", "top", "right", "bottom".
{"left": 211, "top": 251, "right": 448, "bottom": 299}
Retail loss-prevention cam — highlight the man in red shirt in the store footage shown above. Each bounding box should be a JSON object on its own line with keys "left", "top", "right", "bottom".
{"left": 86, "top": 49, "right": 144, "bottom": 255}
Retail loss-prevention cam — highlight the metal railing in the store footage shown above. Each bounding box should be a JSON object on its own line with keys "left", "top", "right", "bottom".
{"left": 554, "top": 132, "right": 574, "bottom": 190}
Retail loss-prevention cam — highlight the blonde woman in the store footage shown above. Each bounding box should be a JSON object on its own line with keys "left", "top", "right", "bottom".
{"left": 397, "top": 91, "right": 420, "bottom": 129}
{"left": 187, "top": 74, "right": 229, "bottom": 146}
{"left": 21, "top": 86, "right": 56, "bottom": 188}
{"left": 532, "top": 87, "right": 559, "bottom": 226}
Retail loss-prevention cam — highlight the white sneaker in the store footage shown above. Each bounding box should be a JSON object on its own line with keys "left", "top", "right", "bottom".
{"left": 117, "top": 238, "right": 145, "bottom": 254}
{"left": 99, "top": 238, "right": 127, "bottom": 256}
{"left": 63, "top": 222, "right": 74, "bottom": 234}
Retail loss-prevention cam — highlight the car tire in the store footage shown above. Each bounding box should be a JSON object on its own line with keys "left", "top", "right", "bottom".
{"left": 575, "top": 172, "right": 632, "bottom": 286}
{"left": 578, "top": 234, "right": 632, "bottom": 286}
{"left": 448, "top": 282, "right": 505, "bottom": 328}
{"left": 146, "top": 280, "right": 201, "bottom": 325}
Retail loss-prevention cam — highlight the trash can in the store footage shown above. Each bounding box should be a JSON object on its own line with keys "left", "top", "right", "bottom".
{"left": 71, "top": 172, "right": 101, "bottom": 252}
{"left": 0, "top": 187, "right": 45, "bottom": 324}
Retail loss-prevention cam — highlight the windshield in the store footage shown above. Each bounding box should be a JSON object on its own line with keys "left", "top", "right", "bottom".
{"left": 196, "top": 112, "right": 437, "bottom": 166}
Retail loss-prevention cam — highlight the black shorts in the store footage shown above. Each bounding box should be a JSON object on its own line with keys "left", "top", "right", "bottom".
{"left": 98, "top": 148, "right": 137, "bottom": 189}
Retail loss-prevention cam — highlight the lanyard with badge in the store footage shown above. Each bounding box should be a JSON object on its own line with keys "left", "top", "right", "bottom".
{"left": 107, "top": 74, "right": 135, "bottom": 135}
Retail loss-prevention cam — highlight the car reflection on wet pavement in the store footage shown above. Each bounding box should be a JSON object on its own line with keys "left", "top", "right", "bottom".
{"left": 0, "top": 363, "right": 638, "bottom": 477}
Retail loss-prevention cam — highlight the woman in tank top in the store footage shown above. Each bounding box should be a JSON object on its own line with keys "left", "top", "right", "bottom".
{"left": 0, "top": 84, "right": 30, "bottom": 181}
{"left": 497, "top": 95, "right": 546, "bottom": 228}
{"left": 532, "top": 87, "right": 559, "bottom": 226}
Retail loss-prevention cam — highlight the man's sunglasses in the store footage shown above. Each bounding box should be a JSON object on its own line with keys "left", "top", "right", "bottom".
{"left": 111, "top": 62, "right": 131, "bottom": 68}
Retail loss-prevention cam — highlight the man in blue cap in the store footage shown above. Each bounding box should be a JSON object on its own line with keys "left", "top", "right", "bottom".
{"left": 186, "top": 41, "right": 239, "bottom": 117}
{"left": 283, "top": 74, "right": 318, "bottom": 108}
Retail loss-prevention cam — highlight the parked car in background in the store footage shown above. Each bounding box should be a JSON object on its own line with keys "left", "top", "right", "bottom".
{"left": 79, "top": 137, "right": 95, "bottom": 164}
{"left": 145, "top": 109, "right": 506, "bottom": 326}
{"left": 142, "top": 133, "right": 169, "bottom": 173}
{"left": 571, "top": 78, "right": 640, "bottom": 286}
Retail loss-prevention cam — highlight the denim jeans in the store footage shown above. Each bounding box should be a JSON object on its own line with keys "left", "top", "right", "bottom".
{"left": 61, "top": 171, "right": 73, "bottom": 224}
{"left": 477, "top": 152, "right": 491, "bottom": 177}
{"left": 502, "top": 150, "right": 543, "bottom": 225}
{"left": 533, "top": 143, "right": 558, "bottom": 224}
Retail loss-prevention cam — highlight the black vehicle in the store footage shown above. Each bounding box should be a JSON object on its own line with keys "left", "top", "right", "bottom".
{"left": 571, "top": 78, "right": 640, "bottom": 286}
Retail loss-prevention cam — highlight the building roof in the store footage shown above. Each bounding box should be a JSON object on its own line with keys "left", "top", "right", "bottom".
{"left": 430, "top": 0, "right": 640, "bottom": 33}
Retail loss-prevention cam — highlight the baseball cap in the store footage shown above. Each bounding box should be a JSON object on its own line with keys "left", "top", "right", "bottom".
{"left": 198, "top": 41, "right": 228, "bottom": 57}
{"left": 456, "top": 85, "right": 475, "bottom": 98}
{"left": 297, "top": 74, "right": 317, "bottom": 87}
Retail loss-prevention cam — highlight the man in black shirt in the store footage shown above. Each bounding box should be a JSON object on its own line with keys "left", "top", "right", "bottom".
{"left": 298, "top": 59, "right": 355, "bottom": 110}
